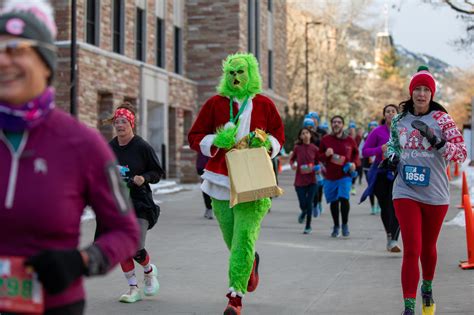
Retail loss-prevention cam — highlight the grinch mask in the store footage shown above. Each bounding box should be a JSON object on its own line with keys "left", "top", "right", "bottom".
{"left": 226, "top": 58, "right": 249, "bottom": 96}
{"left": 217, "top": 53, "right": 262, "bottom": 100}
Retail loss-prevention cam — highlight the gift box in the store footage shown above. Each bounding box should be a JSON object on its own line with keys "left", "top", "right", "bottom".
{"left": 225, "top": 146, "right": 284, "bottom": 207}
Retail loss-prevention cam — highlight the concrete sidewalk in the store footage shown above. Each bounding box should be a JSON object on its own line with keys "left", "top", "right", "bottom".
{"left": 82, "top": 170, "right": 473, "bottom": 314}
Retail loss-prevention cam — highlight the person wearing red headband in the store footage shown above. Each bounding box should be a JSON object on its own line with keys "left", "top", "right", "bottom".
{"left": 382, "top": 66, "right": 467, "bottom": 314}
{"left": 107, "top": 102, "right": 165, "bottom": 304}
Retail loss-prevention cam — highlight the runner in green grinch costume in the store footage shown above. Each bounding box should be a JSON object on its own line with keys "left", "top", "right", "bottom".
{"left": 188, "top": 53, "right": 285, "bottom": 315}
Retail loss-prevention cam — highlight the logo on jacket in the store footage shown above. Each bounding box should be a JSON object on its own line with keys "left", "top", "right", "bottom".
{"left": 399, "top": 127, "right": 431, "bottom": 150}
{"left": 34, "top": 158, "right": 48, "bottom": 174}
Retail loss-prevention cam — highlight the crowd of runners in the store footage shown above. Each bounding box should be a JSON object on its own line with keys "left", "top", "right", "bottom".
{"left": 0, "top": 1, "right": 468, "bottom": 315}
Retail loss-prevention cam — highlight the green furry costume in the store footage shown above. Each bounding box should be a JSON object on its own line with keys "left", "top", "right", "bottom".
{"left": 214, "top": 53, "right": 270, "bottom": 295}
{"left": 188, "top": 53, "right": 285, "bottom": 299}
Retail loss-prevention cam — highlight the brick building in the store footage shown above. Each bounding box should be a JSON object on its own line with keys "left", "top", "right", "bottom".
{"left": 51, "top": 0, "right": 287, "bottom": 182}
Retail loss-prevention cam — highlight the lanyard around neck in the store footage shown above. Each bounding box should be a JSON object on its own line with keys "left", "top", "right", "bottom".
{"left": 229, "top": 97, "right": 249, "bottom": 124}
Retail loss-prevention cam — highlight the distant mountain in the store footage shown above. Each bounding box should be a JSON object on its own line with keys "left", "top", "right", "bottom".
{"left": 395, "top": 45, "right": 456, "bottom": 101}
{"left": 395, "top": 45, "right": 453, "bottom": 77}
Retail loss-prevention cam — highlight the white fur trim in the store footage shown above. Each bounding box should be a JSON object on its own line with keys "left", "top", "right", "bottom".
{"left": 201, "top": 180, "right": 229, "bottom": 200}
{"left": 228, "top": 287, "right": 244, "bottom": 298}
{"left": 201, "top": 170, "right": 229, "bottom": 188}
{"left": 199, "top": 134, "right": 218, "bottom": 157}
{"left": 201, "top": 170, "right": 230, "bottom": 200}
{"left": 268, "top": 135, "right": 281, "bottom": 159}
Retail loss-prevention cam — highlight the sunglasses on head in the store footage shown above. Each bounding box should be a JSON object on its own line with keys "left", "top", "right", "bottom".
{"left": 0, "top": 38, "right": 57, "bottom": 56}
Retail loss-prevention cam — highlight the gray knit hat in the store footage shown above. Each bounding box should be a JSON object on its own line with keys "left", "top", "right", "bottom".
{"left": 0, "top": 0, "right": 57, "bottom": 84}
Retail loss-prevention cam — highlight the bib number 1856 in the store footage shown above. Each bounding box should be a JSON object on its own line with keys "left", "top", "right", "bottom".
{"left": 403, "top": 165, "right": 430, "bottom": 187}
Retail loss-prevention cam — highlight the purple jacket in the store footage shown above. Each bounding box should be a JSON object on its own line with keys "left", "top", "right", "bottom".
{"left": 0, "top": 109, "right": 139, "bottom": 309}
{"left": 362, "top": 124, "right": 390, "bottom": 163}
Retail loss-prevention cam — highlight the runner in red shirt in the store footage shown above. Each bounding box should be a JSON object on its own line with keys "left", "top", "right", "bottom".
{"left": 319, "top": 116, "right": 359, "bottom": 238}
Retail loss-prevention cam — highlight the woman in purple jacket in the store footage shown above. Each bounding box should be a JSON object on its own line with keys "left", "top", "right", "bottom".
{"left": 361, "top": 104, "right": 401, "bottom": 252}
{"left": 0, "top": 1, "right": 139, "bottom": 314}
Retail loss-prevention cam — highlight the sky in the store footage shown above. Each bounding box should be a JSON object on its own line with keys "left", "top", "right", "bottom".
{"left": 369, "top": 0, "right": 473, "bottom": 69}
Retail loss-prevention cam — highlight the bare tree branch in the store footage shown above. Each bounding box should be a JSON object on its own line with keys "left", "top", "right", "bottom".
{"left": 444, "top": 0, "right": 474, "bottom": 14}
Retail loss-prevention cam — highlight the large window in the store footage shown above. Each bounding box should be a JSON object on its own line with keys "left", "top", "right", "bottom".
{"left": 156, "top": 18, "right": 164, "bottom": 68}
{"left": 174, "top": 26, "right": 182, "bottom": 74}
{"left": 136, "top": 7, "right": 145, "bottom": 61}
{"left": 86, "top": 0, "right": 99, "bottom": 45}
{"left": 112, "top": 0, "right": 124, "bottom": 54}
{"left": 248, "top": 0, "right": 259, "bottom": 59}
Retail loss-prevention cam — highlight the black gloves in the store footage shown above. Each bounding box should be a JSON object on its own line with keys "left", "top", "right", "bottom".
{"left": 25, "top": 249, "right": 86, "bottom": 295}
{"left": 411, "top": 120, "right": 445, "bottom": 149}
{"left": 25, "top": 245, "right": 109, "bottom": 295}
{"left": 379, "top": 153, "right": 399, "bottom": 172}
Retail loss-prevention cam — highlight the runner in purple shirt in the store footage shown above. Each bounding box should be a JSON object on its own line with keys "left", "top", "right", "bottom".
{"left": 361, "top": 104, "right": 401, "bottom": 253}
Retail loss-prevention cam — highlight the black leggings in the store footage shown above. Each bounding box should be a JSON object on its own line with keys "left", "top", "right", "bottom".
{"left": 3, "top": 300, "right": 85, "bottom": 315}
{"left": 202, "top": 191, "right": 212, "bottom": 209}
{"left": 330, "top": 198, "right": 350, "bottom": 226}
{"left": 373, "top": 173, "right": 400, "bottom": 240}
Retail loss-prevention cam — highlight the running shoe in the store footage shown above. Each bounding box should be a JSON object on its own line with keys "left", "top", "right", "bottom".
{"left": 401, "top": 309, "right": 415, "bottom": 315}
{"left": 247, "top": 252, "right": 260, "bottom": 292}
{"left": 331, "top": 225, "right": 340, "bottom": 238}
{"left": 421, "top": 289, "right": 436, "bottom": 315}
{"left": 387, "top": 240, "right": 401, "bottom": 253}
{"left": 312, "top": 205, "right": 320, "bottom": 218}
{"left": 224, "top": 292, "right": 242, "bottom": 315}
{"left": 119, "top": 285, "right": 142, "bottom": 303}
{"left": 303, "top": 227, "right": 312, "bottom": 234}
{"left": 341, "top": 224, "right": 350, "bottom": 237}
{"left": 318, "top": 202, "right": 323, "bottom": 214}
{"left": 350, "top": 186, "right": 356, "bottom": 195}
{"left": 371, "top": 205, "right": 377, "bottom": 215}
{"left": 298, "top": 212, "right": 305, "bottom": 224}
{"left": 204, "top": 208, "right": 214, "bottom": 219}
{"left": 144, "top": 264, "right": 159, "bottom": 296}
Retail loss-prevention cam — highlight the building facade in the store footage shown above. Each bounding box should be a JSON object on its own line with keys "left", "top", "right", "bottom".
{"left": 52, "top": 0, "right": 287, "bottom": 182}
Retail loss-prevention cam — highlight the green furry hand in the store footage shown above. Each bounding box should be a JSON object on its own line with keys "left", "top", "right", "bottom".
{"left": 214, "top": 124, "right": 238, "bottom": 150}
{"left": 249, "top": 135, "right": 272, "bottom": 151}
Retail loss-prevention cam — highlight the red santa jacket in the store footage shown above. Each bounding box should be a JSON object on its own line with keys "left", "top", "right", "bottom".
{"left": 188, "top": 94, "right": 285, "bottom": 177}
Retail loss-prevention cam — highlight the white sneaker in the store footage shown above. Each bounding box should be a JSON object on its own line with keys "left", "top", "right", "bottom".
{"left": 119, "top": 285, "right": 142, "bottom": 303}
{"left": 144, "top": 264, "right": 159, "bottom": 296}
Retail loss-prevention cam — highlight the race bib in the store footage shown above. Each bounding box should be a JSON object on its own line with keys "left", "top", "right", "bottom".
{"left": 330, "top": 154, "right": 346, "bottom": 166}
{"left": 299, "top": 163, "right": 314, "bottom": 174}
{"left": 402, "top": 165, "right": 430, "bottom": 187}
{"left": 0, "top": 256, "right": 44, "bottom": 314}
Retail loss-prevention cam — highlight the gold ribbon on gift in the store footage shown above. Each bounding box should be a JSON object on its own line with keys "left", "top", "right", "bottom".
{"left": 225, "top": 146, "right": 284, "bottom": 207}
{"left": 234, "top": 128, "right": 268, "bottom": 150}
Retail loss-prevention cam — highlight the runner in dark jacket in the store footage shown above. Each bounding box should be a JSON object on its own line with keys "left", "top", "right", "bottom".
{"left": 107, "top": 103, "right": 165, "bottom": 303}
